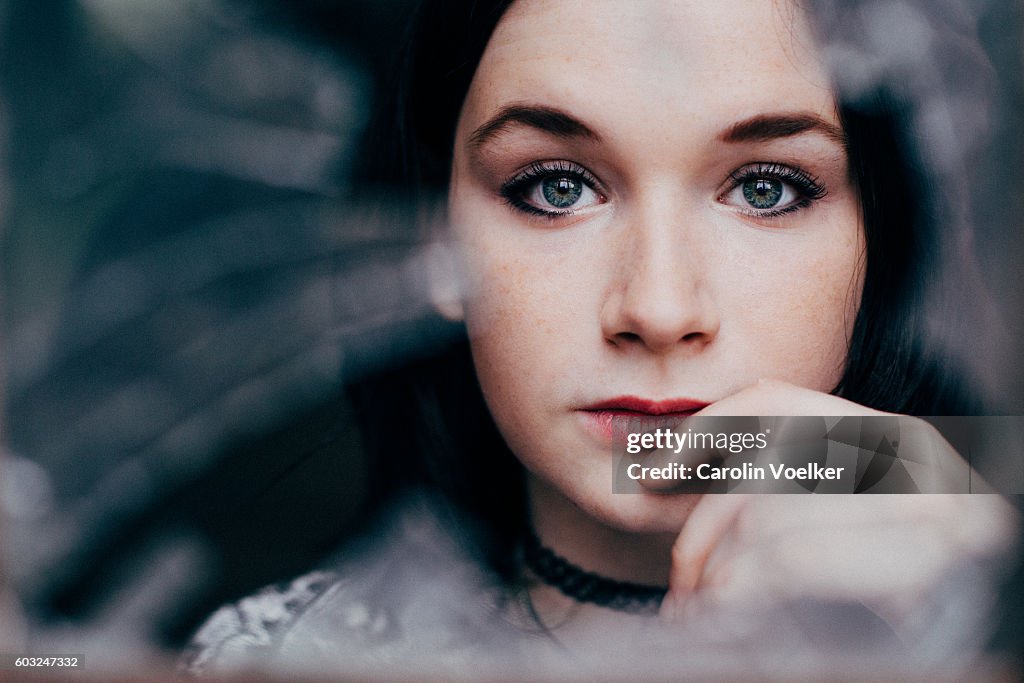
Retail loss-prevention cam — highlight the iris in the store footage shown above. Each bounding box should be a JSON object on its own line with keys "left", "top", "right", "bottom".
{"left": 542, "top": 176, "right": 583, "bottom": 208}
{"left": 742, "top": 178, "right": 783, "bottom": 209}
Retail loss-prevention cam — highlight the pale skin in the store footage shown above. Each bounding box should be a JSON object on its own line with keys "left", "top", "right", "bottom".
{"left": 440, "top": 0, "right": 1015, "bottom": 632}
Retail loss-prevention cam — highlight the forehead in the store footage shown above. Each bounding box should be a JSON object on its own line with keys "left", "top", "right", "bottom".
{"left": 462, "top": 0, "right": 837, "bottom": 137}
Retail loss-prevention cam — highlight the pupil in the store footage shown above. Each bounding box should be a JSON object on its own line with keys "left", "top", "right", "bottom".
{"left": 742, "top": 178, "right": 783, "bottom": 209}
{"left": 542, "top": 176, "right": 582, "bottom": 208}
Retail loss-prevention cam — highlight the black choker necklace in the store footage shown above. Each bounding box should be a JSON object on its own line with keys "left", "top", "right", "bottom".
{"left": 522, "top": 530, "right": 667, "bottom": 614}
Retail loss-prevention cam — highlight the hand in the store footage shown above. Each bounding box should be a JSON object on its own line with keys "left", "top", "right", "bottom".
{"left": 660, "top": 380, "right": 1018, "bottom": 634}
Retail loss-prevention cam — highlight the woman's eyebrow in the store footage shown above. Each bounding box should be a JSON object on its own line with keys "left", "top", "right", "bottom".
{"left": 468, "top": 104, "right": 600, "bottom": 150}
{"left": 719, "top": 113, "right": 846, "bottom": 146}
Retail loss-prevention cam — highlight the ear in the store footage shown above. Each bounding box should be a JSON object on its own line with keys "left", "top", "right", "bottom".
{"left": 425, "top": 240, "right": 464, "bottom": 322}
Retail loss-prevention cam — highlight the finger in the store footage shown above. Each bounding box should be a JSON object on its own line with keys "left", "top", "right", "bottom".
{"left": 748, "top": 495, "right": 1016, "bottom": 556}
{"left": 951, "top": 494, "right": 1018, "bottom": 556}
{"left": 698, "top": 379, "right": 879, "bottom": 417}
{"left": 668, "top": 494, "right": 750, "bottom": 596}
{"left": 733, "top": 496, "right": 944, "bottom": 539}
{"left": 697, "top": 498, "right": 1018, "bottom": 622}
{"left": 699, "top": 520, "right": 956, "bottom": 619}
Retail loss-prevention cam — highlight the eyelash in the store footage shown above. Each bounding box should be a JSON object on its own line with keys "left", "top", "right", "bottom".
{"left": 723, "top": 162, "right": 827, "bottom": 218}
{"left": 499, "top": 160, "right": 827, "bottom": 219}
{"left": 500, "top": 160, "right": 604, "bottom": 218}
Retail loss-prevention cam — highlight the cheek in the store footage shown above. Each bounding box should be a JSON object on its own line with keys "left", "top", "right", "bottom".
{"left": 458, "top": 241, "right": 575, "bottom": 423}
{"left": 452, "top": 182, "right": 598, "bottom": 376}
{"left": 461, "top": 242, "right": 553, "bottom": 340}
{"left": 733, "top": 224, "right": 864, "bottom": 388}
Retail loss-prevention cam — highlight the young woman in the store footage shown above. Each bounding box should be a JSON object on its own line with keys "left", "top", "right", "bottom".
{"left": 182, "top": 0, "right": 1016, "bottom": 677}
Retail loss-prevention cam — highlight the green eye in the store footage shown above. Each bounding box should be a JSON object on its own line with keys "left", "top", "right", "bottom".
{"left": 721, "top": 163, "right": 826, "bottom": 218}
{"left": 542, "top": 176, "right": 583, "bottom": 208}
{"left": 741, "top": 178, "right": 783, "bottom": 209}
{"left": 502, "top": 160, "right": 604, "bottom": 217}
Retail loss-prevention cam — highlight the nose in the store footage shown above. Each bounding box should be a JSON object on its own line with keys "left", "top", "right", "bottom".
{"left": 600, "top": 200, "right": 720, "bottom": 354}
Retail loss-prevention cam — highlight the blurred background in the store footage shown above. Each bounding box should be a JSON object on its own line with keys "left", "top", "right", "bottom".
{"left": 0, "top": 0, "right": 1022, "bottom": 674}
{"left": 0, "top": 0, "right": 446, "bottom": 666}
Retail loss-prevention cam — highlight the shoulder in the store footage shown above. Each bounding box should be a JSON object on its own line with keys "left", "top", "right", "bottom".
{"left": 179, "top": 493, "right": 526, "bottom": 677}
{"left": 178, "top": 570, "right": 339, "bottom": 677}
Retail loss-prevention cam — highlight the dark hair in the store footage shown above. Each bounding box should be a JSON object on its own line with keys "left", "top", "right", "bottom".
{"left": 352, "top": 0, "right": 988, "bottom": 581}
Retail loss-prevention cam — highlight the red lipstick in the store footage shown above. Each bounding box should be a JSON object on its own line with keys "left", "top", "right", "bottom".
{"left": 578, "top": 396, "right": 711, "bottom": 441}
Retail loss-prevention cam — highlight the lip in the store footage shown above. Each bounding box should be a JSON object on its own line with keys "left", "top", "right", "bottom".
{"left": 578, "top": 395, "right": 712, "bottom": 441}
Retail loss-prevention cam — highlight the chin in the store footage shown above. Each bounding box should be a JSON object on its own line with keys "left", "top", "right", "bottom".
{"left": 585, "top": 490, "right": 703, "bottom": 536}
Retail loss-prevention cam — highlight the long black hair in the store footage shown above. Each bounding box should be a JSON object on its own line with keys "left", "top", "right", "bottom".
{"left": 350, "top": 0, "right": 990, "bottom": 581}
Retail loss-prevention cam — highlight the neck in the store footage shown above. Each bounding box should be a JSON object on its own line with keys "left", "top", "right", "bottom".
{"left": 526, "top": 476, "right": 677, "bottom": 588}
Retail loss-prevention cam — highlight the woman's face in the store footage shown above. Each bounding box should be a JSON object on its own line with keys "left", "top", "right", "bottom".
{"left": 447, "top": 0, "right": 864, "bottom": 534}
